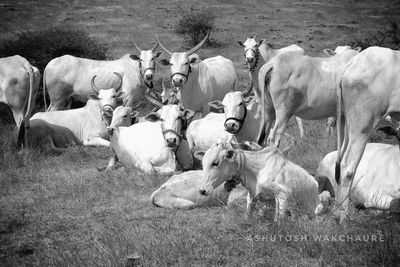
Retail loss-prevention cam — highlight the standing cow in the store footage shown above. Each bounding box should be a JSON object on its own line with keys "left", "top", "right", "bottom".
{"left": 157, "top": 31, "right": 237, "bottom": 116}
{"left": 43, "top": 41, "right": 161, "bottom": 111}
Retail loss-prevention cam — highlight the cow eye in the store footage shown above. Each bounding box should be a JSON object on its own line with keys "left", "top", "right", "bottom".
{"left": 123, "top": 115, "right": 128, "bottom": 118}
{"left": 211, "top": 160, "right": 219, "bottom": 167}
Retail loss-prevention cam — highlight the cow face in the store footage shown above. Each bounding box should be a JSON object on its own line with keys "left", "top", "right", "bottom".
{"left": 237, "top": 37, "right": 264, "bottom": 64}
{"left": 195, "top": 142, "right": 238, "bottom": 196}
{"left": 144, "top": 104, "right": 195, "bottom": 149}
{"left": 130, "top": 50, "right": 162, "bottom": 85}
{"left": 89, "top": 88, "right": 123, "bottom": 125}
{"left": 221, "top": 92, "right": 250, "bottom": 134}
{"left": 159, "top": 52, "right": 199, "bottom": 87}
{"left": 107, "top": 106, "right": 139, "bottom": 136}
{"left": 323, "top": 45, "right": 361, "bottom": 56}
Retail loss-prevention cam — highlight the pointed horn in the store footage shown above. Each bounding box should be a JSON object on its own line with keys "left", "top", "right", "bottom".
{"left": 132, "top": 38, "right": 142, "bottom": 53}
{"left": 113, "top": 72, "right": 123, "bottom": 92}
{"left": 187, "top": 30, "right": 210, "bottom": 56}
{"left": 156, "top": 33, "right": 172, "bottom": 55}
{"left": 144, "top": 91, "right": 164, "bottom": 108}
{"left": 161, "top": 80, "right": 166, "bottom": 92}
{"left": 91, "top": 75, "right": 100, "bottom": 93}
{"left": 152, "top": 42, "right": 160, "bottom": 52}
{"left": 242, "top": 81, "right": 253, "bottom": 97}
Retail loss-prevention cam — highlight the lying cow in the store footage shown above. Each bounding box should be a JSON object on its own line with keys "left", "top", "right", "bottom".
{"left": 316, "top": 126, "right": 400, "bottom": 212}
{"left": 150, "top": 170, "right": 238, "bottom": 209}
{"left": 30, "top": 74, "right": 124, "bottom": 147}
{"left": 195, "top": 139, "right": 324, "bottom": 220}
{"left": 106, "top": 97, "right": 195, "bottom": 174}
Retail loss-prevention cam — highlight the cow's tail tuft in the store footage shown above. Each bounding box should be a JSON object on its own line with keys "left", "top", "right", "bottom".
{"left": 16, "top": 120, "right": 25, "bottom": 150}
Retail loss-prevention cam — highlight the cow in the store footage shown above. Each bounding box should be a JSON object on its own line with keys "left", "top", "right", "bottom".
{"left": 150, "top": 170, "right": 238, "bottom": 209}
{"left": 335, "top": 46, "right": 400, "bottom": 219}
{"left": 0, "top": 55, "right": 41, "bottom": 146}
{"left": 317, "top": 128, "right": 400, "bottom": 213}
{"left": 195, "top": 139, "right": 324, "bottom": 220}
{"left": 237, "top": 37, "right": 305, "bottom": 138}
{"left": 187, "top": 90, "right": 295, "bottom": 152}
{"left": 106, "top": 95, "right": 195, "bottom": 174}
{"left": 157, "top": 31, "right": 237, "bottom": 116}
{"left": 43, "top": 41, "right": 161, "bottom": 111}
{"left": 258, "top": 45, "right": 361, "bottom": 147}
{"left": 30, "top": 73, "right": 125, "bottom": 147}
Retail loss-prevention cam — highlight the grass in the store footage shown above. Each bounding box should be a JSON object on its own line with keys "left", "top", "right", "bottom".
{"left": 1, "top": 118, "right": 399, "bottom": 266}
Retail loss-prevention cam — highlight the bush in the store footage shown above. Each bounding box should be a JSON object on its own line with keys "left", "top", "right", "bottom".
{"left": 353, "top": 21, "right": 400, "bottom": 50}
{"left": 175, "top": 10, "right": 215, "bottom": 46}
{"left": 0, "top": 27, "right": 108, "bottom": 112}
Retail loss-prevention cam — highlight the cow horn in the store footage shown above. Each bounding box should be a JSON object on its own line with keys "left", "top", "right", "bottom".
{"left": 242, "top": 81, "right": 253, "bottom": 97}
{"left": 156, "top": 33, "right": 172, "bottom": 56}
{"left": 91, "top": 75, "right": 100, "bottom": 93}
{"left": 132, "top": 38, "right": 142, "bottom": 53}
{"left": 113, "top": 72, "right": 123, "bottom": 92}
{"left": 131, "top": 101, "right": 142, "bottom": 110}
{"left": 187, "top": 30, "right": 210, "bottom": 56}
{"left": 144, "top": 91, "right": 164, "bottom": 108}
{"left": 152, "top": 42, "right": 160, "bottom": 52}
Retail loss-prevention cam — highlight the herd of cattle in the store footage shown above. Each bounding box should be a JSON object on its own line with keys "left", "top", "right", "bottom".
{"left": 1, "top": 31, "right": 400, "bottom": 222}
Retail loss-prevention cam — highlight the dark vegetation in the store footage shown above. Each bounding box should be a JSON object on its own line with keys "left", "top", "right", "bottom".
{"left": 0, "top": 27, "right": 108, "bottom": 112}
{"left": 353, "top": 21, "right": 400, "bottom": 50}
{"left": 175, "top": 9, "right": 216, "bottom": 46}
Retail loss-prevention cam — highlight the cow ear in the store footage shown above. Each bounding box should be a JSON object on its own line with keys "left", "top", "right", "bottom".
{"left": 194, "top": 150, "right": 205, "bottom": 161}
{"left": 257, "top": 39, "right": 265, "bottom": 47}
{"left": 189, "top": 57, "right": 198, "bottom": 64}
{"left": 224, "top": 149, "right": 236, "bottom": 162}
{"left": 144, "top": 112, "right": 161, "bottom": 122}
{"left": 130, "top": 110, "right": 139, "bottom": 118}
{"left": 88, "top": 94, "right": 99, "bottom": 100}
{"left": 323, "top": 49, "right": 335, "bottom": 56}
{"left": 237, "top": 41, "right": 244, "bottom": 47}
{"left": 130, "top": 54, "right": 140, "bottom": 60}
{"left": 208, "top": 100, "right": 224, "bottom": 111}
{"left": 154, "top": 52, "right": 162, "bottom": 58}
{"left": 159, "top": 59, "right": 170, "bottom": 66}
{"left": 183, "top": 109, "right": 195, "bottom": 120}
{"left": 116, "top": 91, "right": 125, "bottom": 98}
{"left": 353, "top": 46, "right": 361, "bottom": 52}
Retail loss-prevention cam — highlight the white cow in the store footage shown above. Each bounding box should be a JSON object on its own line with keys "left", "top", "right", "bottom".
{"left": 187, "top": 91, "right": 295, "bottom": 152}
{"left": 31, "top": 75, "right": 123, "bottom": 147}
{"left": 195, "top": 139, "right": 324, "bottom": 220}
{"left": 335, "top": 46, "right": 400, "bottom": 217}
{"left": 106, "top": 101, "right": 195, "bottom": 174}
{"left": 258, "top": 45, "right": 361, "bottom": 147}
{"left": 0, "top": 55, "right": 41, "bottom": 147}
{"left": 150, "top": 170, "right": 238, "bottom": 209}
{"left": 157, "top": 31, "right": 237, "bottom": 116}
{"left": 43, "top": 42, "right": 161, "bottom": 111}
{"left": 317, "top": 138, "right": 400, "bottom": 212}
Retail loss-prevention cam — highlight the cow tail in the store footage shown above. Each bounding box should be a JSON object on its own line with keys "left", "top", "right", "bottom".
{"left": 16, "top": 120, "right": 25, "bottom": 150}
{"left": 335, "top": 77, "right": 344, "bottom": 185}
{"left": 257, "top": 62, "right": 274, "bottom": 145}
{"left": 43, "top": 67, "right": 48, "bottom": 111}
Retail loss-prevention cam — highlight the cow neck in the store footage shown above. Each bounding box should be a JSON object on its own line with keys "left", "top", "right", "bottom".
{"left": 237, "top": 101, "right": 261, "bottom": 141}
{"left": 177, "top": 63, "right": 201, "bottom": 109}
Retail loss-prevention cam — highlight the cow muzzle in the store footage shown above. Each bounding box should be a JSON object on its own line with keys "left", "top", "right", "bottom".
{"left": 166, "top": 137, "right": 178, "bottom": 148}
{"left": 224, "top": 119, "right": 242, "bottom": 134}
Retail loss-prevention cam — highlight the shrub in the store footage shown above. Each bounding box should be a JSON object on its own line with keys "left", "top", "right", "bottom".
{"left": 353, "top": 21, "right": 400, "bottom": 50}
{"left": 175, "top": 10, "right": 215, "bottom": 46}
{"left": 0, "top": 27, "right": 108, "bottom": 112}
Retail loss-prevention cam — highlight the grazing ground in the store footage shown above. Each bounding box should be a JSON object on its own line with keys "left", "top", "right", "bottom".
{"left": 1, "top": 0, "right": 400, "bottom": 266}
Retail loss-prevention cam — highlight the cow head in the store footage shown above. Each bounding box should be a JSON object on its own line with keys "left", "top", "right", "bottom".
{"left": 130, "top": 40, "right": 162, "bottom": 87}
{"left": 322, "top": 45, "right": 361, "bottom": 56}
{"left": 208, "top": 90, "right": 252, "bottom": 134}
{"left": 144, "top": 104, "right": 195, "bottom": 150}
{"left": 88, "top": 88, "right": 123, "bottom": 126}
{"left": 158, "top": 31, "right": 210, "bottom": 88}
{"left": 237, "top": 36, "right": 264, "bottom": 70}
{"left": 195, "top": 140, "right": 240, "bottom": 196}
{"left": 160, "top": 81, "right": 180, "bottom": 105}
{"left": 107, "top": 106, "right": 139, "bottom": 136}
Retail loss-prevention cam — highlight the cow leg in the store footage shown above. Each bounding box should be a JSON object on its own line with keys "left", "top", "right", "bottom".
{"left": 258, "top": 104, "right": 275, "bottom": 145}
{"left": 295, "top": 117, "right": 305, "bottom": 138}
{"left": 83, "top": 137, "right": 110, "bottom": 147}
{"left": 106, "top": 155, "right": 118, "bottom": 171}
{"left": 245, "top": 192, "right": 256, "bottom": 219}
{"left": 268, "top": 107, "right": 290, "bottom": 147}
{"left": 165, "top": 197, "right": 197, "bottom": 209}
{"left": 274, "top": 192, "right": 288, "bottom": 222}
{"left": 337, "top": 114, "right": 379, "bottom": 220}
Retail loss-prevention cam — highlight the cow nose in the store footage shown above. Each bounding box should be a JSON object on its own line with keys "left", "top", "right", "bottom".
{"left": 173, "top": 78, "right": 183, "bottom": 86}
{"left": 145, "top": 73, "right": 153, "bottom": 80}
{"left": 107, "top": 127, "right": 114, "bottom": 136}
{"left": 246, "top": 57, "right": 254, "bottom": 63}
{"left": 166, "top": 137, "right": 177, "bottom": 147}
{"left": 225, "top": 121, "right": 239, "bottom": 133}
{"left": 199, "top": 189, "right": 207, "bottom": 196}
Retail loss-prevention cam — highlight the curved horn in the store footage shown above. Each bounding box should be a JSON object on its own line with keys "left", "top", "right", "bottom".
{"left": 132, "top": 38, "right": 142, "bottom": 53}
{"left": 91, "top": 75, "right": 100, "bottom": 93}
{"left": 187, "top": 30, "right": 210, "bottom": 56}
{"left": 144, "top": 91, "right": 164, "bottom": 108}
{"left": 131, "top": 101, "right": 142, "bottom": 110}
{"left": 152, "top": 42, "right": 160, "bottom": 52}
{"left": 156, "top": 33, "right": 172, "bottom": 55}
{"left": 242, "top": 81, "right": 253, "bottom": 97}
{"left": 113, "top": 72, "right": 123, "bottom": 92}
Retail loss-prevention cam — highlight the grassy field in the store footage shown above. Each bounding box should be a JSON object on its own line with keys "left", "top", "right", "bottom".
{"left": 1, "top": 0, "right": 400, "bottom": 266}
